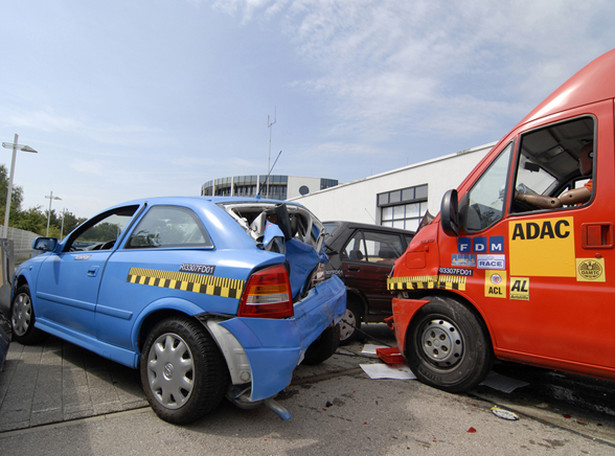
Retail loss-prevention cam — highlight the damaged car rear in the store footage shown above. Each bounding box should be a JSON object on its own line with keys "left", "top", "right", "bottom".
{"left": 10, "top": 197, "right": 346, "bottom": 424}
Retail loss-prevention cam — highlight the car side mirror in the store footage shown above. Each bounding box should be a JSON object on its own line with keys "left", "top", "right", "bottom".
{"left": 440, "top": 189, "right": 459, "bottom": 236}
{"left": 33, "top": 237, "right": 58, "bottom": 252}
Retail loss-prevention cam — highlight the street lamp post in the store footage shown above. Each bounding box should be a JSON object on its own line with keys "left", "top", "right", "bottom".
{"left": 45, "top": 191, "right": 62, "bottom": 236}
{"left": 60, "top": 208, "right": 66, "bottom": 239}
{"left": 1, "top": 134, "right": 38, "bottom": 238}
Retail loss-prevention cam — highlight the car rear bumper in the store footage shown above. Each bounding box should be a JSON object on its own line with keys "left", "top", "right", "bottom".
{"left": 217, "top": 275, "right": 346, "bottom": 401}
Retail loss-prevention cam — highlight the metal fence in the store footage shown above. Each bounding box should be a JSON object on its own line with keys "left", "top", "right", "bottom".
{"left": 0, "top": 226, "right": 38, "bottom": 262}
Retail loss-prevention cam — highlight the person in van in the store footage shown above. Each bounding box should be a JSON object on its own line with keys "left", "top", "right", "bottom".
{"left": 515, "top": 142, "right": 593, "bottom": 209}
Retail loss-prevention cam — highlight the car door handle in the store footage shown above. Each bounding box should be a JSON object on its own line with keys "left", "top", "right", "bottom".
{"left": 348, "top": 265, "right": 361, "bottom": 271}
{"left": 87, "top": 266, "right": 100, "bottom": 277}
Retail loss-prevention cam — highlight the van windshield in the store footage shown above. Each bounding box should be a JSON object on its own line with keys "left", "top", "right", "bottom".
{"left": 461, "top": 142, "right": 513, "bottom": 233}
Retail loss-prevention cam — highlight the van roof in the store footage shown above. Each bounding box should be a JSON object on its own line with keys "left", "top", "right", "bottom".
{"left": 519, "top": 48, "right": 615, "bottom": 126}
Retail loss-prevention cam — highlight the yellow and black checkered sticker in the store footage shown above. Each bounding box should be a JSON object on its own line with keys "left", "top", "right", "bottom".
{"left": 126, "top": 267, "right": 245, "bottom": 299}
{"left": 387, "top": 275, "right": 466, "bottom": 291}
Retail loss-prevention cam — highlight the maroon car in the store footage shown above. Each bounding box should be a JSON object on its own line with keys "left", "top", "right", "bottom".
{"left": 323, "top": 221, "right": 413, "bottom": 343}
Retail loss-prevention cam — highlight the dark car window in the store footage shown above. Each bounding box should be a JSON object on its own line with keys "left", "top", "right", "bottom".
{"left": 343, "top": 230, "right": 405, "bottom": 264}
{"left": 323, "top": 222, "right": 341, "bottom": 237}
{"left": 67, "top": 205, "right": 139, "bottom": 251}
{"left": 126, "top": 205, "right": 213, "bottom": 249}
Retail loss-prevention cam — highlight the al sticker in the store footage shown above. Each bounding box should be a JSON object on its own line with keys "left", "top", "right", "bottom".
{"left": 510, "top": 277, "right": 529, "bottom": 301}
{"left": 576, "top": 258, "right": 605, "bottom": 282}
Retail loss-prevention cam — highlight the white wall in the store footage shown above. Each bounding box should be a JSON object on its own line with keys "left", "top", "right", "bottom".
{"left": 291, "top": 142, "right": 495, "bottom": 224}
{"left": 286, "top": 176, "right": 325, "bottom": 199}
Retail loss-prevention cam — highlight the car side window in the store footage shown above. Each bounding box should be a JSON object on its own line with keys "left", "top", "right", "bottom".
{"left": 126, "top": 205, "right": 213, "bottom": 249}
{"left": 363, "top": 231, "right": 405, "bottom": 264}
{"left": 344, "top": 231, "right": 367, "bottom": 262}
{"left": 344, "top": 230, "right": 404, "bottom": 264}
{"left": 66, "top": 205, "right": 139, "bottom": 251}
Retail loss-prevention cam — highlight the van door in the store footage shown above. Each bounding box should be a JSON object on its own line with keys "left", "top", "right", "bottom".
{"left": 484, "top": 105, "right": 614, "bottom": 370}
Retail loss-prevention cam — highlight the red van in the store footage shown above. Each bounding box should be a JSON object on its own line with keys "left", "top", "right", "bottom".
{"left": 388, "top": 49, "right": 615, "bottom": 392}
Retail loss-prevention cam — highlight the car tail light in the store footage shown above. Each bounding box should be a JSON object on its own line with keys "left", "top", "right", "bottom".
{"left": 238, "top": 264, "right": 293, "bottom": 318}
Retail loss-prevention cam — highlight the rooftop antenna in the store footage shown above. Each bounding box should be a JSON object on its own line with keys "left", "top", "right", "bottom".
{"left": 267, "top": 106, "right": 277, "bottom": 198}
{"left": 257, "top": 150, "right": 282, "bottom": 199}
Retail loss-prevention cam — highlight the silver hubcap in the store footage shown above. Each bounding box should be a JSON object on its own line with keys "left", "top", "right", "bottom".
{"left": 12, "top": 292, "right": 32, "bottom": 336}
{"left": 339, "top": 308, "right": 357, "bottom": 341}
{"left": 420, "top": 319, "right": 463, "bottom": 367}
{"left": 146, "top": 333, "right": 195, "bottom": 409}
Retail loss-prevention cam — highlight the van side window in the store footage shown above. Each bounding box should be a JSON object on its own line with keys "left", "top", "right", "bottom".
{"left": 461, "top": 142, "right": 513, "bottom": 233}
{"left": 512, "top": 116, "right": 595, "bottom": 213}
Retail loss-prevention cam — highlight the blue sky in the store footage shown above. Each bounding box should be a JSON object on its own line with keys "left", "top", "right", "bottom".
{"left": 1, "top": 0, "right": 614, "bottom": 218}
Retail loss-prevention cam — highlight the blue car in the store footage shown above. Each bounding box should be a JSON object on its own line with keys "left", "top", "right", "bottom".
{"left": 10, "top": 197, "right": 346, "bottom": 423}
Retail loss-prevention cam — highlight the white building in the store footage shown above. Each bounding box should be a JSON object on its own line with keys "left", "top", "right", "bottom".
{"left": 201, "top": 175, "right": 338, "bottom": 200}
{"left": 291, "top": 142, "right": 496, "bottom": 231}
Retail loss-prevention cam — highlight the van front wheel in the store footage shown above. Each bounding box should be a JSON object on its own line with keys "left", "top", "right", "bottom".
{"left": 406, "top": 296, "right": 492, "bottom": 392}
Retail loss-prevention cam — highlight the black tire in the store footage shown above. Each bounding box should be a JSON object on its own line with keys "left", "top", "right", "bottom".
{"left": 302, "top": 324, "right": 340, "bottom": 365}
{"left": 339, "top": 298, "right": 362, "bottom": 345}
{"left": 11, "top": 284, "right": 46, "bottom": 345}
{"left": 140, "top": 316, "right": 229, "bottom": 424}
{"left": 405, "top": 296, "right": 492, "bottom": 392}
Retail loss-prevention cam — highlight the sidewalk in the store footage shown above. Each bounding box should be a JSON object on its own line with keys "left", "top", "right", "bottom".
{"left": 0, "top": 332, "right": 370, "bottom": 433}
{"left": 0, "top": 336, "right": 147, "bottom": 432}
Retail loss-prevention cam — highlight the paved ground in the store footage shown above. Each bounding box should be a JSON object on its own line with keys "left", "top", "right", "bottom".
{"left": 1, "top": 340, "right": 613, "bottom": 455}
{"left": 1, "top": 326, "right": 615, "bottom": 455}
{"left": 0, "top": 332, "right": 362, "bottom": 433}
{"left": 0, "top": 336, "right": 147, "bottom": 431}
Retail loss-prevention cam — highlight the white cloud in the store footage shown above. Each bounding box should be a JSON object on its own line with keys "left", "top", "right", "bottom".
{"left": 0, "top": 107, "right": 165, "bottom": 148}
{"left": 211, "top": 0, "right": 614, "bottom": 144}
{"left": 69, "top": 158, "right": 109, "bottom": 176}
{"left": 2, "top": 108, "right": 83, "bottom": 133}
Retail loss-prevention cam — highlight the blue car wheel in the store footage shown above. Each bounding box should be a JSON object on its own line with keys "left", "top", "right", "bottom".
{"left": 140, "top": 316, "right": 229, "bottom": 424}
{"left": 11, "top": 285, "right": 46, "bottom": 345}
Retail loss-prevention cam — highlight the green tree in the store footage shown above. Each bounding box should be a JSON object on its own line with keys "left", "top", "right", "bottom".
{"left": 11, "top": 205, "right": 86, "bottom": 237}
{"left": 0, "top": 164, "right": 87, "bottom": 237}
{"left": 60, "top": 211, "right": 85, "bottom": 237}
{"left": 13, "top": 206, "right": 46, "bottom": 234}
{"left": 0, "top": 164, "right": 24, "bottom": 224}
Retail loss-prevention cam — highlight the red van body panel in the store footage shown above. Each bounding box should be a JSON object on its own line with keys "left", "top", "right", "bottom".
{"left": 389, "top": 49, "right": 615, "bottom": 386}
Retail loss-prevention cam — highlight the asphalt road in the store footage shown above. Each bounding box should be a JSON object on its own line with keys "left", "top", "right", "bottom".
{"left": 0, "top": 324, "right": 614, "bottom": 455}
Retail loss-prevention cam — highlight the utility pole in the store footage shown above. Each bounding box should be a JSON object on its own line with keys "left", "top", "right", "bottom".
{"left": 1, "top": 134, "right": 38, "bottom": 238}
{"left": 45, "top": 191, "right": 62, "bottom": 236}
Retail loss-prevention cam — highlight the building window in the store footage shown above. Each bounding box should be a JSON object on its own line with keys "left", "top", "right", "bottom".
{"left": 378, "top": 184, "right": 428, "bottom": 231}
{"left": 320, "top": 178, "right": 339, "bottom": 190}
